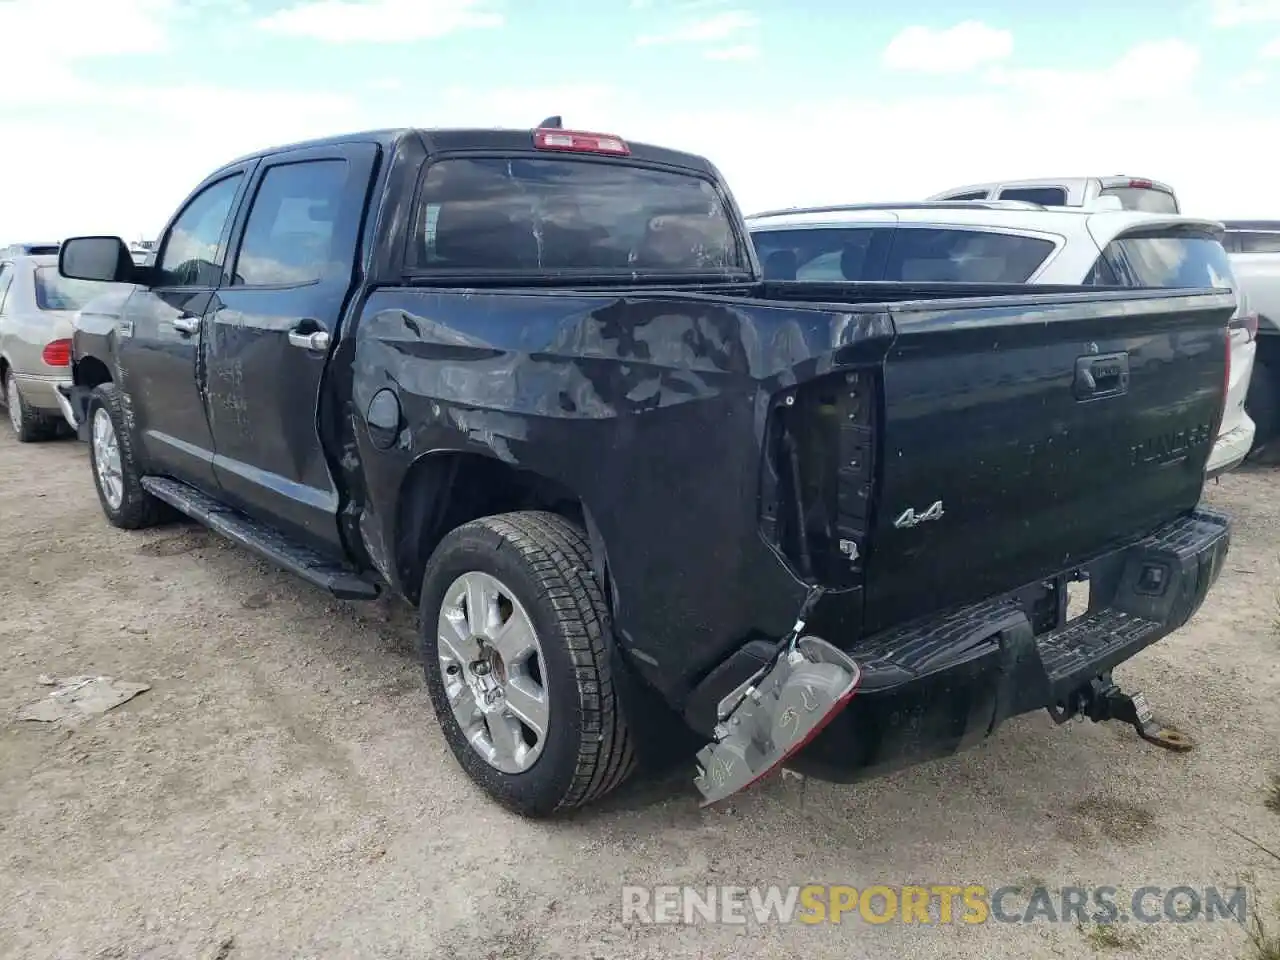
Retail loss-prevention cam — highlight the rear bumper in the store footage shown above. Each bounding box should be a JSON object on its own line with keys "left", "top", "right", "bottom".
{"left": 785, "top": 508, "right": 1231, "bottom": 783}
{"left": 14, "top": 372, "right": 70, "bottom": 414}
{"left": 1206, "top": 416, "right": 1255, "bottom": 479}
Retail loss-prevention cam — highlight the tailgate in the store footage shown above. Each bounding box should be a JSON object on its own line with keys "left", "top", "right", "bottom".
{"left": 862, "top": 288, "right": 1235, "bottom": 633}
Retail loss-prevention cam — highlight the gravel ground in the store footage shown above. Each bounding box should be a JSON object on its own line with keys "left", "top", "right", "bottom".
{"left": 1, "top": 429, "right": 1277, "bottom": 960}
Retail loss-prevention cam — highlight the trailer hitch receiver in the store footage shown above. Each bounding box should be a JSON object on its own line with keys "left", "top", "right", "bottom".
{"left": 693, "top": 635, "right": 861, "bottom": 806}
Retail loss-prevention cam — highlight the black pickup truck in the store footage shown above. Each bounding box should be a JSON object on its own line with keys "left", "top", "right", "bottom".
{"left": 57, "top": 124, "right": 1232, "bottom": 816}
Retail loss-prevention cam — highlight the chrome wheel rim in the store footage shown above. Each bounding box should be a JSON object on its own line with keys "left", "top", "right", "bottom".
{"left": 6, "top": 376, "right": 20, "bottom": 435}
{"left": 437, "top": 572, "right": 549, "bottom": 774}
{"left": 92, "top": 408, "right": 124, "bottom": 510}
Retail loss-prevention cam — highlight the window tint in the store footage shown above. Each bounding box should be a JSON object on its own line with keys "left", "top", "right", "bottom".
{"left": 942, "top": 191, "right": 989, "bottom": 201}
{"left": 34, "top": 268, "right": 115, "bottom": 312}
{"left": 1234, "top": 231, "right": 1280, "bottom": 254}
{"left": 997, "top": 187, "right": 1068, "bottom": 206}
{"left": 885, "top": 228, "right": 1055, "bottom": 282}
{"left": 411, "top": 157, "right": 744, "bottom": 276}
{"left": 0, "top": 264, "right": 13, "bottom": 314}
{"left": 1098, "top": 186, "right": 1179, "bottom": 214}
{"left": 751, "top": 228, "right": 887, "bottom": 281}
{"left": 1096, "top": 233, "right": 1235, "bottom": 289}
{"left": 158, "top": 174, "right": 243, "bottom": 286}
{"left": 233, "top": 160, "right": 348, "bottom": 286}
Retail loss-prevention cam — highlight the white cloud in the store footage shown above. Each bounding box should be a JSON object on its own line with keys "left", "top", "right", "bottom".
{"left": 705, "top": 44, "right": 758, "bottom": 61}
{"left": 1211, "top": 0, "right": 1280, "bottom": 26}
{"left": 256, "top": 0, "right": 502, "bottom": 42}
{"left": 0, "top": 0, "right": 174, "bottom": 92}
{"left": 985, "top": 39, "right": 1201, "bottom": 108}
{"left": 1230, "top": 67, "right": 1269, "bottom": 87}
{"left": 882, "top": 21, "right": 1013, "bottom": 73}
{"left": 1264, "top": 35, "right": 1280, "bottom": 55}
{"left": 636, "top": 10, "right": 758, "bottom": 46}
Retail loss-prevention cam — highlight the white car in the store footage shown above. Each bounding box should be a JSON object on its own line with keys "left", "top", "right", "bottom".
{"left": 747, "top": 200, "right": 1255, "bottom": 478}
{"left": 1222, "top": 221, "right": 1280, "bottom": 454}
{"left": 927, "top": 176, "right": 1180, "bottom": 214}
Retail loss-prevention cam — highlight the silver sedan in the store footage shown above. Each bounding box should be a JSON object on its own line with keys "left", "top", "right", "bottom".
{"left": 0, "top": 253, "right": 115, "bottom": 441}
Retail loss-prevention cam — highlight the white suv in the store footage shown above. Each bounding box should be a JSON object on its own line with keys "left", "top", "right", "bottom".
{"left": 746, "top": 201, "right": 1255, "bottom": 478}
{"left": 927, "top": 176, "right": 1179, "bottom": 214}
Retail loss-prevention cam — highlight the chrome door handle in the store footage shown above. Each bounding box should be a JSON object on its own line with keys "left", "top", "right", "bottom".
{"left": 172, "top": 315, "right": 200, "bottom": 335}
{"left": 288, "top": 329, "right": 330, "bottom": 352}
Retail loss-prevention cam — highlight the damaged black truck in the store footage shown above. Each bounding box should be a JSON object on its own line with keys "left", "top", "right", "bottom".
{"left": 58, "top": 125, "right": 1232, "bottom": 816}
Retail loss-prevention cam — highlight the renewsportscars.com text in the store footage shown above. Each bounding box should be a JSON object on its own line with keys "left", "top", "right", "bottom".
{"left": 621, "top": 884, "right": 1249, "bottom": 926}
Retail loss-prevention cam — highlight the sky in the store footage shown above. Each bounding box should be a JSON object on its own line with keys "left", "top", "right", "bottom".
{"left": 1, "top": 0, "right": 1279, "bottom": 242}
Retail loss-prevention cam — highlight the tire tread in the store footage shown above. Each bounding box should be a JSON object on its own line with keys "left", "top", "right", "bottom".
{"left": 476, "top": 511, "right": 636, "bottom": 810}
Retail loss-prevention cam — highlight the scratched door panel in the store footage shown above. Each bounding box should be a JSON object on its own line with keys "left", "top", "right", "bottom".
{"left": 204, "top": 144, "right": 377, "bottom": 556}
{"left": 118, "top": 167, "right": 250, "bottom": 489}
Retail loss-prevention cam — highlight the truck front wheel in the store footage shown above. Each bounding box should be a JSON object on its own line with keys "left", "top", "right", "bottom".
{"left": 87, "top": 383, "right": 171, "bottom": 529}
{"left": 418, "top": 511, "right": 635, "bottom": 816}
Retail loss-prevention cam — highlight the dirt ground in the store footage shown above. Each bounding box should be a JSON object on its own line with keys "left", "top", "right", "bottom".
{"left": 1, "top": 429, "right": 1277, "bottom": 960}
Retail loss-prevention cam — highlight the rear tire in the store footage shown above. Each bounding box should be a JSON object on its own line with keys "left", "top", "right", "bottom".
{"left": 4, "top": 370, "right": 59, "bottom": 443}
{"left": 87, "top": 383, "right": 170, "bottom": 529}
{"left": 1246, "top": 358, "right": 1278, "bottom": 458}
{"left": 418, "top": 511, "right": 635, "bottom": 817}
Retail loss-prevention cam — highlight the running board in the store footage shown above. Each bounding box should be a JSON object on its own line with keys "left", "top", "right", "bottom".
{"left": 140, "top": 477, "right": 380, "bottom": 601}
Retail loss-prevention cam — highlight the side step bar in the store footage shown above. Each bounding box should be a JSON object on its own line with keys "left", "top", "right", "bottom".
{"left": 140, "top": 477, "right": 380, "bottom": 601}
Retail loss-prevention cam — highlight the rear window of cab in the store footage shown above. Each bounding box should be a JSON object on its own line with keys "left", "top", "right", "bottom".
{"left": 408, "top": 157, "right": 746, "bottom": 277}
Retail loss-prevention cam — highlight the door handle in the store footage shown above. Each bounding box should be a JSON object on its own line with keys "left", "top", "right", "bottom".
{"left": 172, "top": 315, "right": 201, "bottom": 336}
{"left": 288, "top": 328, "right": 330, "bottom": 352}
{"left": 1074, "top": 351, "right": 1129, "bottom": 401}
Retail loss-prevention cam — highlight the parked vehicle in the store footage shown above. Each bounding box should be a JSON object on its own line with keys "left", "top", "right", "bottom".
{"left": 927, "top": 176, "right": 1180, "bottom": 214}
{"left": 0, "top": 253, "right": 114, "bottom": 441}
{"left": 748, "top": 201, "right": 1256, "bottom": 477}
{"left": 0, "top": 241, "right": 61, "bottom": 258}
{"left": 58, "top": 126, "right": 1232, "bottom": 817}
{"left": 1222, "top": 220, "right": 1280, "bottom": 452}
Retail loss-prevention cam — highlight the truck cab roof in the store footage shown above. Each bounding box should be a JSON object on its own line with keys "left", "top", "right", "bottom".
{"left": 214, "top": 127, "right": 721, "bottom": 179}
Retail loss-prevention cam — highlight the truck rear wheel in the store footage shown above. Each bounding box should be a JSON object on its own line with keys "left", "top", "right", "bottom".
{"left": 418, "top": 511, "right": 635, "bottom": 817}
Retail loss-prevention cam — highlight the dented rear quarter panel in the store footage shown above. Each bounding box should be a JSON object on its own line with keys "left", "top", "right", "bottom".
{"left": 346, "top": 283, "right": 1234, "bottom": 704}
{"left": 349, "top": 287, "right": 894, "bottom": 697}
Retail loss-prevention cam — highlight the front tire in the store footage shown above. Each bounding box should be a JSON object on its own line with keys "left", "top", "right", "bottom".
{"left": 87, "top": 383, "right": 170, "bottom": 529}
{"left": 418, "top": 511, "right": 635, "bottom": 817}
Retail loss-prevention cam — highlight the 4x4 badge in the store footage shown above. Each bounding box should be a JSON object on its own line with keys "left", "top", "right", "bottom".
{"left": 894, "top": 500, "right": 944, "bottom": 529}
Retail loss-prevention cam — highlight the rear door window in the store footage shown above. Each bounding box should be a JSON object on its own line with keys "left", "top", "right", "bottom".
{"left": 1097, "top": 186, "right": 1179, "bottom": 214}
{"left": 884, "top": 227, "right": 1056, "bottom": 282}
{"left": 997, "top": 187, "right": 1068, "bottom": 206}
{"left": 410, "top": 157, "right": 745, "bottom": 278}
{"left": 0, "top": 264, "right": 13, "bottom": 314}
{"left": 751, "top": 227, "right": 890, "bottom": 281}
{"left": 1088, "top": 232, "right": 1235, "bottom": 289}
{"left": 1233, "top": 231, "right": 1280, "bottom": 254}
{"left": 34, "top": 268, "right": 115, "bottom": 311}
{"left": 232, "top": 159, "right": 349, "bottom": 286}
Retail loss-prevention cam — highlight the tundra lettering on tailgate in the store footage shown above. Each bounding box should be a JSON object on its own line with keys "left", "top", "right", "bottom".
{"left": 1130, "top": 421, "right": 1214, "bottom": 468}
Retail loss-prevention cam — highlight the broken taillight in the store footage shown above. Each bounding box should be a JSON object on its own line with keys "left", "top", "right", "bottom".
{"left": 42, "top": 339, "right": 71, "bottom": 367}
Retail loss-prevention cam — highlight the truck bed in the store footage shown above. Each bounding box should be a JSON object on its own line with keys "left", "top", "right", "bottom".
{"left": 352, "top": 280, "right": 1235, "bottom": 702}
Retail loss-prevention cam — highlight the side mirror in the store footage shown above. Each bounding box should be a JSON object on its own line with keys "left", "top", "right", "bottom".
{"left": 59, "top": 236, "right": 137, "bottom": 284}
